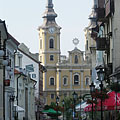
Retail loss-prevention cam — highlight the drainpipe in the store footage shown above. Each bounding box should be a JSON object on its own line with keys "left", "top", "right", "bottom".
{"left": 16, "top": 74, "right": 22, "bottom": 119}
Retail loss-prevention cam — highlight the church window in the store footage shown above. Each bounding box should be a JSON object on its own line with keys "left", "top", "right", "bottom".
{"left": 49, "top": 77, "right": 55, "bottom": 85}
{"left": 74, "top": 74, "right": 79, "bottom": 85}
{"left": 50, "top": 55, "right": 54, "bottom": 61}
{"left": 63, "top": 77, "right": 68, "bottom": 86}
{"left": 51, "top": 94, "right": 55, "bottom": 99}
{"left": 74, "top": 55, "right": 78, "bottom": 64}
{"left": 85, "top": 77, "right": 90, "bottom": 86}
{"left": 40, "top": 39, "right": 42, "bottom": 49}
{"left": 49, "top": 38, "right": 54, "bottom": 48}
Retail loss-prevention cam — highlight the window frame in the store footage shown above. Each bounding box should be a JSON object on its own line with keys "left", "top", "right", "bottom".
{"left": 49, "top": 38, "right": 54, "bottom": 49}
{"left": 74, "top": 55, "right": 78, "bottom": 64}
{"left": 73, "top": 73, "right": 80, "bottom": 85}
{"left": 50, "top": 55, "right": 54, "bottom": 61}
{"left": 85, "top": 77, "right": 90, "bottom": 86}
{"left": 63, "top": 76, "right": 68, "bottom": 86}
{"left": 51, "top": 93, "right": 55, "bottom": 99}
{"left": 49, "top": 77, "right": 55, "bottom": 86}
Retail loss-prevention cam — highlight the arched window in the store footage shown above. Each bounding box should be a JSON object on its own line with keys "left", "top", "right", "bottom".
{"left": 74, "top": 55, "right": 78, "bottom": 64}
{"left": 49, "top": 38, "right": 54, "bottom": 48}
{"left": 51, "top": 94, "right": 55, "bottom": 99}
{"left": 85, "top": 77, "right": 90, "bottom": 86}
{"left": 74, "top": 74, "right": 79, "bottom": 85}
{"left": 63, "top": 76, "right": 68, "bottom": 86}
{"left": 50, "top": 55, "right": 54, "bottom": 61}
{"left": 49, "top": 77, "right": 55, "bottom": 85}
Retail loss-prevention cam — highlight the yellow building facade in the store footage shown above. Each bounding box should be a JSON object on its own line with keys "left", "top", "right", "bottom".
{"left": 38, "top": 0, "right": 91, "bottom": 105}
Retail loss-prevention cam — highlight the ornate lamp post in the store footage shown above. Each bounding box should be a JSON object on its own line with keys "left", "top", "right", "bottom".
{"left": 62, "top": 100, "right": 65, "bottom": 120}
{"left": 56, "top": 96, "right": 59, "bottom": 120}
{"left": 72, "top": 91, "right": 78, "bottom": 119}
{"left": 96, "top": 65, "right": 105, "bottom": 120}
{"left": 79, "top": 95, "right": 82, "bottom": 120}
{"left": 90, "top": 82, "right": 95, "bottom": 120}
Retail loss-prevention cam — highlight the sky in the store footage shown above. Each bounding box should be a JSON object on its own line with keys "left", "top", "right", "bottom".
{"left": 0, "top": 0, "right": 93, "bottom": 56}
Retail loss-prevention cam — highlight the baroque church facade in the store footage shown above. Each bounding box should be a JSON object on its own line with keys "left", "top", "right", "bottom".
{"left": 38, "top": 0, "right": 91, "bottom": 105}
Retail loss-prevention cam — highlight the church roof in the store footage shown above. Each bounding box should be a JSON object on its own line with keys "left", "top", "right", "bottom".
{"left": 68, "top": 47, "right": 84, "bottom": 54}
{"left": 38, "top": 0, "right": 61, "bottom": 29}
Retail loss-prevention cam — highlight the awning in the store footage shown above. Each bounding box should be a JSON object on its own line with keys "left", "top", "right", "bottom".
{"left": 76, "top": 102, "right": 88, "bottom": 111}
{"left": 14, "top": 104, "right": 25, "bottom": 112}
{"left": 84, "top": 91, "right": 120, "bottom": 112}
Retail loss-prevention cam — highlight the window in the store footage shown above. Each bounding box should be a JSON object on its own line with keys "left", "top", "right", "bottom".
{"left": 40, "top": 39, "right": 42, "bottom": 49}
{"left": 74, "top": 74, "right": 79, "bottom": 85}
{"left": 63, "top": 77, "right": 68, "bottom": 86}
{"left": 74, "top": 55, "right": 78, "bottom": 64}
{"left": 49, "top": 38, "right": 54, "bottom": 48}
{"left": 51, "top": 94, "right": 54, "bottom": 99}
{"left": 85, "top": 77, "right": 90, "bottom": 86}
{"left": 50, "top": 55, "right": 54, "bottom": 61}
{"left": 49, "top": 77, "right": 55, "bottom": 85}
{"left": 32, "top": 74, "right": 36, "bottom": 78}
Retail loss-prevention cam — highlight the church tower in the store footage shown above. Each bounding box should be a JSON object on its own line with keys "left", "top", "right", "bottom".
{"left": 38, "top": 0, "right": 91, "bottom": 105}
{"left": 38, "top": 0, "right": 61, "bottom": 65}
{"left": 38, "top": 0, "right": 61, "bottom": 104}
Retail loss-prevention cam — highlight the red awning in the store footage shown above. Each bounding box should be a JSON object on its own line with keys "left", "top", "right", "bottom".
{"left": 84, "top": 91, "right": 120, "bottom": 112}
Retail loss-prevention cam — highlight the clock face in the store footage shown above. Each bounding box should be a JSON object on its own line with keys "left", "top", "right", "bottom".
{"left": 49, "top": 27, "right": 55, "bottom": 34}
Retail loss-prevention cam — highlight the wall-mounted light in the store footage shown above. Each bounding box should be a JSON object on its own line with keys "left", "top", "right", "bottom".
{"left": 2, "top": 59, "right": 8, "bottom": 66}
{"left": 0, "top": 50, "right": 4, "bottom": 57}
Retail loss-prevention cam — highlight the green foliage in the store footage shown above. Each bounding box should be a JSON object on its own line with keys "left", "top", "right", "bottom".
{"left": 62, "top": 97, "right": 73, "bottom": 120}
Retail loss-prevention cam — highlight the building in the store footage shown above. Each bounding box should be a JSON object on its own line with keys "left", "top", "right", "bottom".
{"left": 84, "top": 9, "right": 97, "bottom": 83}
{"left": 38, "top": 0, "right": 91, "bottom": 105}
{"left": 0, "top": 20, "right": 8, "bottom": 120}
{"left": 89, "top": 0, "right": 114, "bottom": 84}
{"left": 14, "top": 43, "right": 42, "bottom": 120}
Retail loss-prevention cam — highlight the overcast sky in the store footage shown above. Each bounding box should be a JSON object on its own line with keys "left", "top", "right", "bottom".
{"left": 1, "top": 0, "right": 93, "bottom": 56}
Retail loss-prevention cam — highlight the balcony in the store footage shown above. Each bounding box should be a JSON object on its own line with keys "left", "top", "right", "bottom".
{"left": 96, "top": 8, "right": 106, "bottom": 22}
{"left": 96, "top": 37, "right": 106, "bottom": 50}
{"left": 90, "top": 25, "right": 99, "bottom": 39}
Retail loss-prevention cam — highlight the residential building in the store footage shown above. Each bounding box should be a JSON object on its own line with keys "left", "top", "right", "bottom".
{"left": 14, "top": 43, "right": 41, "bottom": 120}
{"left": 38, "top": 0, "right": 91, "bottom": 105}
{"left": 0, "top": 20, "right": 8, "bottom": 120}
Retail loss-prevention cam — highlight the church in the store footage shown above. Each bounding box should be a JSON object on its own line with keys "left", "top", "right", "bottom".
{"left": 38, "top": 0, "right": 91, "bottom": 105}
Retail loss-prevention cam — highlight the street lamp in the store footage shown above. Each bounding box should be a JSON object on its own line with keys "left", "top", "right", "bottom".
{"left": 79, "top": 95, "right": 82, "bottom": 120}
{"left": 72, "top": 91, "right": 78, "bottom": 119}
{"left": 56, "top": 96, "right": 59, "bottom": 120}
{"left": 62, "top": 100, "right": 65, "bottom": 120}
{"left": 90, "top": 82, "right": 95, "bottom": 120}
{"left": 96, "top": 65, "right": 105, "bottom": 120}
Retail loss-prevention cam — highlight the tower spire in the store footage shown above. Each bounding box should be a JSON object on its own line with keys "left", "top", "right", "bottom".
{"left": 42, "top": 0, "right": 57, "bottom": 23}
{"left": 46, "top": 0, "right": 53, "bottom": 8}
